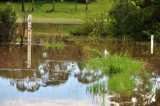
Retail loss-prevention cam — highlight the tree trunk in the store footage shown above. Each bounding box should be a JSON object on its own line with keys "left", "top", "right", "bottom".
{"left": 22, "top": 0, "right": 25, "bottom": 12}
{"left": 21, "top": 13, "right": 26, "bottom": 47}
{"left": 75, "top": 0, "right": 77, "bottom": 11}
{"left": 86, "top": 0, "right": 88, "bottom": 11}
{"left": 32, "top": 0, "right": 34, "bottom": 11}
{"left": 52, "top": 0, "right": 55, "bottom": 12}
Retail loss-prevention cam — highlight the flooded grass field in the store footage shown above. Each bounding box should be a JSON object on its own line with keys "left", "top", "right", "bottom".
{"left": 0, "top": 0, "right": 160, "bottom": 105}
{"left": 0, "top": 38, "right": 160, "bottom": 106}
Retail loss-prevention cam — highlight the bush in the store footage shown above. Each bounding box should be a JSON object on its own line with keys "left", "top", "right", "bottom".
{"left": 0, "top": 3, "right": 17, "bottom": 42}
{"left": 152, "top": 23, "right": 160, "bottom": 41}
{"left": 109, "top": 1, "right": 144, "bottom": 40}
{"left": 71, "top": 13, "right": 108, "bottom": 36}
{"left": 109, "top": 0, "right": 160, "bottom": 41}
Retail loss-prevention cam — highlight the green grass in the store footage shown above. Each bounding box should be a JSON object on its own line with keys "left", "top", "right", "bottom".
{"left": 87, "top": 80, "right": 107, "bottom": 95}
{"left": 29, "top": 23, "right": 79, "bottom": 43}
{"left": 32, "top": 23, "right": 79, "bottom": 37}
{"left": 15, "top": 23, "right": 79, "bottom": 43}
{"left": 43, "top": 41, "right": 66, "bottom": 49}
{"left": 0, "top": 0, "right": 113, "bottom": 23}
{"left": 86, "top": 54, "right": 142, "bottom": 75}
{"left": 86, "top": 52, "right": 144, "bottom": 96}
{"left": 108, "top": 73, "right": 135, "bottom": 96}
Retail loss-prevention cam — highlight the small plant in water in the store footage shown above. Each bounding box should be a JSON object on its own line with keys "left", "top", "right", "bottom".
{"left": 87, "top": 79, "right": 108, "bottom": 95}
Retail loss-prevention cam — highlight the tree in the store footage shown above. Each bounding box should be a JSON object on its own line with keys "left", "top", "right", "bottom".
{"left": 86, "top": 0, "right": 88, "bottom": 11}
{"left": 32, "top": 0, "right": 34, "bottom": 11}
{"left": 109, "top": 0, "right": 160, "bottom": 41}
{"left": 21, "top": 0, "right": 25, "bottom": 12}
{"left": 75, "top": 0, "right": 77, "bottom": 11}
{"left": 0, "top": 3, "right": 17, "bottom": 42}
{"left": 52, "top": 0, "right": 55, "bottom": 12}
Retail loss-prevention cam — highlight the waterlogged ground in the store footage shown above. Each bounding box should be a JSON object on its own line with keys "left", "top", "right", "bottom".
{"left": 0, "top": 40, "right": 160, "bottom": 106}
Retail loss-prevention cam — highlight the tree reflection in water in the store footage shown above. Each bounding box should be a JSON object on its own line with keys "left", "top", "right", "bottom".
{"left": 0, "top": 61, "right": 103, "bottom": 92}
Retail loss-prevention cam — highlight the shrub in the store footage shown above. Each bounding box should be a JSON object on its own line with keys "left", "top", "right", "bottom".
{"left": 0, "top": 3, "right": 17, "bottom": 42}
{"left": 152, "top": 23, "right": 160, "bottom": 41}
{"left": 71, "top": 13, "right": 108, "bottom": 36}
{"left": 109, "top": 0, "right": 160, "bottom": 41}
{"left": 109, "top": 1, "right": 145, "bottom": 40}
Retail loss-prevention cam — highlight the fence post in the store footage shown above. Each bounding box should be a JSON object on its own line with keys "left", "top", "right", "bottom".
{"left": 151, "top": 35, "right": 154, "bottom": 54}
{"left": 27, "top": 15, "right": 32, "bottom": 68}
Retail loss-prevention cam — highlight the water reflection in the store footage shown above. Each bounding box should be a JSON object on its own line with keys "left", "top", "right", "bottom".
{"left": 0, "top": 60, "right": 104, "bottom": 106}
{"left": 0, "top": 41, "right": 160, "bottom": 106}
{"left": 0, "top": 61, "right": 103, "bottom": 93}
{"left": 86, "top": 75, "right": 160, "bottom": 106}
{"left": 27, "top": 43, "right": 31, "bottom": 68}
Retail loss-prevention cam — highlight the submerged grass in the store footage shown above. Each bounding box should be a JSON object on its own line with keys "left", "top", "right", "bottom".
{"left": 43, "top": 41, "right": 66, "bottom": 49}
{"left": 32, "top": 23, "right": 78, "bottom": 37}
{"left": 86, "top": 52, "right": 144, "bottom": 96}
{"left": 87, "top": 80, "right": 107, "bottom": 95}
{"left": 108, "top": 73, "right": 135, "bottom": 96}
{"left": 86, "top": 54, "right": 142, "bottom": 75}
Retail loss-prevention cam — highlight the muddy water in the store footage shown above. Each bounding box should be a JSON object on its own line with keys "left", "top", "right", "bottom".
{"left": 0, "top": 40, "right": 160, "bottom": 106}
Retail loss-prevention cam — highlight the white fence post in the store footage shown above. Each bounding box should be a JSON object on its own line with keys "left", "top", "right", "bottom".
{"left": 151, "top": 35, "right": 154, "bottom": 54}
{"left": 27, "top": 15, "right": 32, "bottom": 68}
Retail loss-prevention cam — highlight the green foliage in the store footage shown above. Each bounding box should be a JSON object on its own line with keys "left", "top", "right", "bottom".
{"left": 108, "top": 73, "right": 134, "bottom": 96}
{"left": 0, "top": 3, "right": 17, "bottom": 42}
{"left": 109, "top": 1, "right": 144, "bottom": 40}
{"left": 86, "top": 54, "right": 142, "bottom": 76}
{"left": 109, "top": 0, "right": 160, "bottom": 41}
{"left": 154, "top": 23, "right": 160, "bottom": 41}
{"left": 71, "top": 13, "right": 108, "bottom": 36}
{"left": 86, "top": 49, "right": 143, "bottom": 95}
{"left": 87, "top": 80, "right": 107, "bottom": 95}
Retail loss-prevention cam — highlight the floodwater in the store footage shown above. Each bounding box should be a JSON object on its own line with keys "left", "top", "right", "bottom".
{"left": 0, "top": 39, "right": 160, "bottom": 106}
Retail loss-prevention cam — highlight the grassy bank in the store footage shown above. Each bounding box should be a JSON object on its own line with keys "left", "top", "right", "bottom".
{"left": 0, "top": 0, "right": 113, "bottom": 23}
